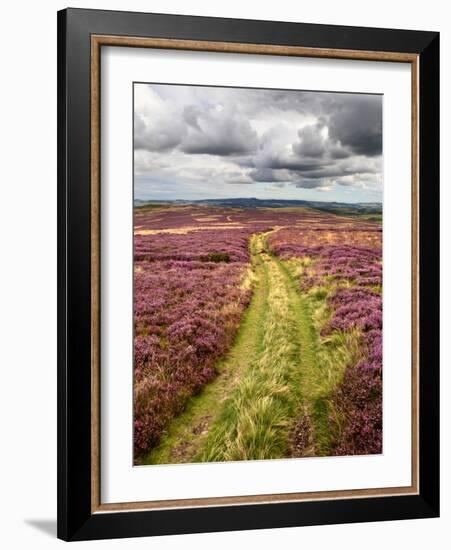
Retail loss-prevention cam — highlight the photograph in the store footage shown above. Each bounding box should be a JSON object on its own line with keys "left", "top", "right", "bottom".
{"left": 133, "top": 83, "right": 383, "bottom": 465}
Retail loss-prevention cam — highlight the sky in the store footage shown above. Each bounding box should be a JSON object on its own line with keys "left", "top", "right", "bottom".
{"left": 134, "top": 83, "right": 382, "bottom": 203}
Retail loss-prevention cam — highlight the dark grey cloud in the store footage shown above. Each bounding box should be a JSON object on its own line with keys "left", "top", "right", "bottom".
{"left": 249, "top": 167, "right": 286, "bottom": 183}
{"left": 136, "top": 97, "right": 258, "bottom": 157}
{"left": 292, "top": 121, "right": 329, "bottom": 158}
{"left": 292, "top": 121, "right": 351, "bottom": 160}
{"left": 182, "top": 105, "right": 202, "bottom": 131}
{"left": 249, "top": 167, "right": 331, "bottom": 189}
{"left": 327, "top": 95, "right": 382, "bottom": 156}
{"left": 266, "top": 158, "right": 327, "bottom": 172}
{"left": 180, "top": 109, "right": 257, "bottom": 155}
{"left": 245, "top": 91, "right": 382, "bottom": 157}
{"left": 294, "top": 180, "right": 332, "bottom": 189}
{"left": 134, "top": 113, "right": 185, "bottom": 152}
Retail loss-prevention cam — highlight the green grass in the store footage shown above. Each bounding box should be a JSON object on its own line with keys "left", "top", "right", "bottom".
{"left": 141, "top": 235, "right": 269, "bottom": 465}
{"left": 196, "top": 234, "right": 304, "bottom": 462}
{"left": 282, "top": 260, "right": 366, "bottom": 456}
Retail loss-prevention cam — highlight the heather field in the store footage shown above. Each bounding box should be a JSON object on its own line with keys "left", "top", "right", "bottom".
{"left": 134, "top": 204, "right": 382, "bottom": 464}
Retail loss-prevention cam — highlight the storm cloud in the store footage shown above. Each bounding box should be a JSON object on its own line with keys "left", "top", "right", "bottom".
{"left": 134, "top": 84, "right": 382, "bottom": 201}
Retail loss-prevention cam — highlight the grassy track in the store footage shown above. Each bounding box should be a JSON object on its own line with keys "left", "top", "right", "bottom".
{"left": 143, "top": 231, "right": 344, "bottom": 464}
{"left": 196, "top": 234, "right": 305, "bottom": 461}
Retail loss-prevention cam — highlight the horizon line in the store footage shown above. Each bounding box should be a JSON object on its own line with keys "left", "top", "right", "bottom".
{"left": 134, "top": 197, "right": 382, "bottom": 205}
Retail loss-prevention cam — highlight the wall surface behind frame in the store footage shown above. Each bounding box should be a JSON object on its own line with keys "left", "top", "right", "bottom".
{"left": 0, "top": 0, "right": 448, "bottom": 548}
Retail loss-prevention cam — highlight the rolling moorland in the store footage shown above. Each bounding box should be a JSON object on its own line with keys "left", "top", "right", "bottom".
{"left": 133, "top": 201, "right": 382, "bottom": 464}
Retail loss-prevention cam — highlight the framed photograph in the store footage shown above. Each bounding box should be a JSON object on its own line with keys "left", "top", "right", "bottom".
{"left": 57, "top": 8, "right": 439, "bottom": 541}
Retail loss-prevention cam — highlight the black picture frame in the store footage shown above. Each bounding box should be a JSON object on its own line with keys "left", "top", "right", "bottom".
{"left": 57, "top": 7, "right": 439, "bottom": 542}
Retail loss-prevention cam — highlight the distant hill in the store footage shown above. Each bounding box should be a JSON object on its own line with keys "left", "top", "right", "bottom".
{"left": 134, "top": 197, "right": 382, "bottom": 216}
{"left": 194, "top": 197, "right": 381, "bottom": 214}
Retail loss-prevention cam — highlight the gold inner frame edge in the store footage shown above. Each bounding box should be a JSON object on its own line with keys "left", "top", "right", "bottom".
{"left": 90, "top": 35, "right": 420, "bottom": 514}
